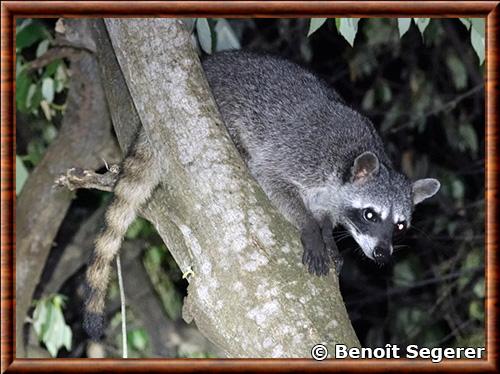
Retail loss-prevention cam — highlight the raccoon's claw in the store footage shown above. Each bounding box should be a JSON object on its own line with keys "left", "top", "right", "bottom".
{"left": 302, "top": 249, "right": 331, "bottom": 276}
{"left": 301, "top": 224, "right": 331, "bottom": 276}
{"left": 301, "top": 221, "right": 337, "bottom": 276}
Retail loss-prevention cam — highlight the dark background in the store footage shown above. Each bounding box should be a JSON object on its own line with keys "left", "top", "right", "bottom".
{"left": 16, "top": 18, "right": 485, "bottom": 357}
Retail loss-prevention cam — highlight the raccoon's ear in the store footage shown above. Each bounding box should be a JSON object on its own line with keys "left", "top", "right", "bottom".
{"left": 351, "top": 151, "right": 379, "bottom": 184}
{"left": 412, "top": 178, "right": 441, "bottom": 205}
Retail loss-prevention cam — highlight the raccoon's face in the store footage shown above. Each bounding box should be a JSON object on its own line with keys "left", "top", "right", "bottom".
{"left": 339, "top": 151, "right": 440, "bottom": 265}
{"left": 342, "top": 199, "right": 411, "bottom": 264}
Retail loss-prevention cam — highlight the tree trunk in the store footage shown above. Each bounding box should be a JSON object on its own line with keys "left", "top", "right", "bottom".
{"left": 15, "top": 19, "right": 114, "bottom": 357}
{"left": 93, "top": 18, "right": 360, "bottom": 358}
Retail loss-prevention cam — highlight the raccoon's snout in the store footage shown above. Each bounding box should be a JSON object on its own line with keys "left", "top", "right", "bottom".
{"left": 373, "top": 246, "right": 391, "bottom": 264}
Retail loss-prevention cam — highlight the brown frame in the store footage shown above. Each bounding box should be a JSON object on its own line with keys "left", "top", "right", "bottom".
{"left": 1, "top": 1, "right": 498, "bottom": 373}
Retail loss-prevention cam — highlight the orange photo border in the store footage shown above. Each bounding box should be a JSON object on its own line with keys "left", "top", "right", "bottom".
{"left": 1, "top": 1, "right": 498, "bottom": 372}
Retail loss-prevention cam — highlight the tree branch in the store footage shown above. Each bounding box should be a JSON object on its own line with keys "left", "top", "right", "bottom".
{"left": 55, "top": 165, "right": 120, "bottom": 192}
{"left": 15, "top": 19, "right": 115, "bottom": 356}
{"left": 90, "top": 18, "right": 359, "bottom": 357}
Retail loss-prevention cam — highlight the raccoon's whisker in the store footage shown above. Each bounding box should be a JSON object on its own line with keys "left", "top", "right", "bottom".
{"left": 393, "top": 245, "right": 409, "bottom": 253}
{"left": 333, "top": 231, "right": 349, "bottom": 238}
{"left": 409, "top": 224, "right": 434, "bottom": 242}
{"left": 343, "top": 218, "right": 361, "bottom": 234}
{"left": 336, "top": 236, "right": 353, "bottom": 244}
{"left": 333, "top": 233, "right": 351, "bottom": 241}
{"left": 333, "top": 233, "right": 349, "bottom": 239}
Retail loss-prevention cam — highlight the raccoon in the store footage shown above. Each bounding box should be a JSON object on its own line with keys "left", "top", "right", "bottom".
{"left": 83, "top": 51, "right": 440, "bottom": 339}
{"left": 202, "top": 51, "right": 440, "bottom": 274}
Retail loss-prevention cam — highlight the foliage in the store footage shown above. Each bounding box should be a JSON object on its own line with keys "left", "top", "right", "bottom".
{"left": 125, "top": 218, "right": 185, "bottom": 321}
{"left": 16, "top": 19, "right": 68, "bottom": 122}
{"left": 189, "top": 18, "right": 241, "bottom": 54}
{"left": 307, "top": 18, "right": 485, "bottom": 64}
{"left": 111, "top": 311, "right": 150, "bottom": 358}
{"left": 16, "top": 19, "right": 69, "bottom": 119}
{"left": 143, "top": 245, "right": 184, "bottom": 320}
{"left": 31, "top": 294, "right": 72, "bottom": 357}
{"left": 16, "top": 19, "right": 71, "bottom": 196}
{"left": 127, "top": 328, "right": 149, "bottom": 353}
{"left": 125, "top": 217, "right": 157, "bottom": 240}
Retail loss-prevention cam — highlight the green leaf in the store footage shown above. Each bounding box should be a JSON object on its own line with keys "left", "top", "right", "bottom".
{"left": 377, "top": 81, "right": 392, "bottom": 103}
{"left": 143, "top": 246, "right": 183, "bottom": 320}
{"left": 465, "top": 250, "right": 482, "bottom": 269}
{"left": 338, "top": 18, "right": 360, "bottom": 47}
{"left": 473, "top": 278, "right": 485, "bottom": 298}
{"left": 54, "top": 63, "right": 68, "bottom": 93}
{"left": 335, "top": 18, "right": 341, "bottom": 31}
{"left": 181, "top": 18, "right": 196, "bottom": 33}
{"left": 308, "top": 18, "right": 327, "bottom": 37}
{"left": 16, "top": 21, "right": 48, "bottom": 50}
{"left": 469, "top": 300, "right": 484, "bottom": 321}
{"left": 23, "top": 139, "right": 46, "bottom": 166}
{"left": 414, "top": 18, "right": 430, "bottom": 38}
{"left": 451, "top": 178, "right": 465, "bottom": 201}
{"left": 36, "top": 39, "right": 50, "bottom": 58}
{"left": 459, "top": 18, "right": 471, "bottom": 30}
{"left": 125, "top": 217, "right": 154, "bottom": 239}
{"left": 196, "top": 18, "right": 213, "bottom": 54}
{"left": 43, "top": 124, "right": 58, "bottom": 144}
{"left": 41, "top": 77, "right": 54, "bottom": 103}
{"left": 393, "top": 261, "right": 415, "bottom": 287}
{"left": 32, "top": 298, "right": 48, "bottom": 339}
{"left": 458, "top": 124, "right": 478, "bottom": 154}
{"left": 15, "top": 69, "right": 31, "bottom": 113}
{"left": 40, "top": 100, "right": 52, "bottom": 121}
{"left": 16, "top": 156, "right": 29, "bottom": 195}
{"left": 470, "top": 25, "right": 485, "bottom": 65}
{"left": 214, "top": 19, "right": 240, "bottom": 52}
{"left": 27, "top": 83, "right": 44, "bottom": 112}
{"left": 470, "top": 18, "right": 485, "bottom": 38}
{"left": 361, "top": 88, "right": 375, "bottom": 110}
{"left": 146, "top": 246, "right": 165, "bottom": 267}
{"left": 30, "top": 294, "right": 73, "bottom": 357}
{"left": 127, "top": 328, "right": 149, "bottom": 352}
{"left": 43, "top": 59, "right": 61, "bottom": 77}
{"left": 397, "top": 18, "right": 412, "bottom": 37}
{"left": 446, "top": 53, "right": 467, "bottom": 90}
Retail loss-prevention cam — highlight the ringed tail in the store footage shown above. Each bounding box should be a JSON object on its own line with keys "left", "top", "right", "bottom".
{"left": 83, "top": 132, "right": 160, "bottom": 340}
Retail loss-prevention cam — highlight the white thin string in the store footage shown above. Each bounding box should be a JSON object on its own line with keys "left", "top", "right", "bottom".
{"left": 116, "top": 255, "right": 128, "bottom": 358}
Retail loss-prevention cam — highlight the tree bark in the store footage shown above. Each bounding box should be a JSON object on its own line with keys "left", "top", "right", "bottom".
{"left": 15, "top": 19, "right": 114, "bottom": 357}
{"left": 93, "top": 18, "right": 360, "bottom": 357}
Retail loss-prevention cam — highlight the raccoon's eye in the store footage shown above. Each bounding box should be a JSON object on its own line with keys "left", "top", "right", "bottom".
{"left": 395, "top": 221, "right": 406, "bottom": 232}
{"left": 363, "top": 208, "right": 379, "bottom": 222}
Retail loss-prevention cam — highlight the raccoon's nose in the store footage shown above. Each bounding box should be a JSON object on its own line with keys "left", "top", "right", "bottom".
{"left": 373, "top": 246, "right": 390, "bottom": 264}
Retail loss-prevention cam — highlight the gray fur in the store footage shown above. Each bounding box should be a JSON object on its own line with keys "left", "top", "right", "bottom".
{"left": 203, "top": 51, "right": 440, "bottom": 274}
{"left": 84, "top": 130, "right": 162, "bottom": 339}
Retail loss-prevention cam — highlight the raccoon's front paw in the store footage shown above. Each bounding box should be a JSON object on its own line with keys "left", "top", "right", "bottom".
{"left": 325, "top": 236, "right": 343, "bottom": 275}
{"left": 301, "top": 225, "right": 331, "bottom": 276}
